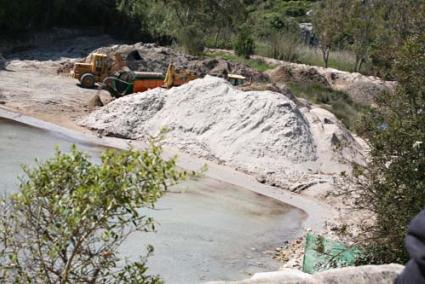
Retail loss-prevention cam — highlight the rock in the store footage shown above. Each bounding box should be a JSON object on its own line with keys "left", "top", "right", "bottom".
{"left": 209, "top": 59, "right": 231, "bottom": 77}
{"left": 56, "top": 61, "right": 74, "bottom": 74}
{"left": 299, "top": 67, "right": 330, "bottom": 87}
{"left": 207, "top": 264, "right": 404, "bottom": 284}
{"left": 268, "top": 65, "right": 329, "bottom": 88}
{"left": 87, "top": 94, "right": 104, "bottom": 108}
{"left": 315, "top": 264, "right": 404, "bottom": 284}
{"left": 256, "top": 175, "right": 267, "bottom": 184}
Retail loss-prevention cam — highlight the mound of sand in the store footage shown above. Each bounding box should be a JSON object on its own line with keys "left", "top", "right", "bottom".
{"left": 81, "top": 76, "right": 366, "bottom": 190}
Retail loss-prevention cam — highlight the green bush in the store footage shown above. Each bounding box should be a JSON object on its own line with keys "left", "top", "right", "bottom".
{"left": 234, "top": 28, "right": 255, "bottom": 59}
{"left": 176, "top": 24, "right": 206, "bottom": 55}
{"left": 0, "top": 144, "right": 186, "bottom": 283}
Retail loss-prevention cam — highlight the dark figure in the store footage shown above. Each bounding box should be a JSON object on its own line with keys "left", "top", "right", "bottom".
{"left": 396, "top": 209, "right": 425, "bottom": 283}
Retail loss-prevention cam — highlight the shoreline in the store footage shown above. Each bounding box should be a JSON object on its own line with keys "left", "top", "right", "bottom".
{"left": 0, "top": 106, "right": 335, "bottom": 232}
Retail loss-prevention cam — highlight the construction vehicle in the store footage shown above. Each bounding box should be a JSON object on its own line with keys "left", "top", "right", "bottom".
{"left": 227, "top": 74, "right": 246, "bottom": 86}
{"left": 72, "top": 52, "right": 247, "bottom": 96}
{"left": 71, "top": 53, "right": 126, "bottom": 88}
{"left": 102, "top": 64, "right": 198, "bottom": 98}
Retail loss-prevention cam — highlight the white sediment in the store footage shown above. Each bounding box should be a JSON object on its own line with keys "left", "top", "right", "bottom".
{"left": 82, "top": 76, "right": 366, "bottom": 190}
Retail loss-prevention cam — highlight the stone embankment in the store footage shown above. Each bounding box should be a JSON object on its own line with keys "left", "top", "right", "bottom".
{"left": 209, "top": 264, "right": 403, "bottom": 284}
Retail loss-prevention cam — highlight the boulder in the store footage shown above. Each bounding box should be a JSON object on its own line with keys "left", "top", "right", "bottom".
{"left": 208, "top": 264, "right": 404, "bottom": 284}
{"left": 87, "top": 94, "right": 104, "bottom": 108}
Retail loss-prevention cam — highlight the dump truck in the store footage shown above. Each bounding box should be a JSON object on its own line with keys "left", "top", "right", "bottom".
{"left": 71, "top": 53, "right": 126, "bottom": 88}
{"left": 102, "top": 64, "right": 198, "bottom": 98}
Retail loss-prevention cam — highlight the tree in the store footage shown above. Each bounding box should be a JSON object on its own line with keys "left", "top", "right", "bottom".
{"left": 369, "top": 0, "right": 423, "bottom": 78}
{"left": 346, "top": 0, "right": 376, "bottom": 72}
{"left": 0, "top": 143, "right": 186, "bottom": 283}
{"left": 123, "top": 0, "right": 243, "bottom": 54}
{"left": 234, "top": 26, "right": 255, "bottom": 59}
{"left": 312, "top": 0, "right": 347, "bottom": 68}
{"left": 264, "top": 18, "right": 300, "bottom": 61}
{"left": 354, "top": 19, "right": 425, "bottom": 263}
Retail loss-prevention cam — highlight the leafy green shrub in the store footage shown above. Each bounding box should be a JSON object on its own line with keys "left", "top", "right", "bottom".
{"left": 176, "top": 24, "right": 206, "bottom": 55}
{"left": 285, "top": 6, "right": 306, "bottom": 17}
{"left": 234, "top": 28, "right": 255, "bottom": 59}
{"left": 0, "top": 143, "right": 186, "bottom": 283}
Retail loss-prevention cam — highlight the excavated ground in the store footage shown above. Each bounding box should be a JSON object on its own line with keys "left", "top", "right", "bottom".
{"left": 0, "top": 31, "right": 376, "bottom": 270}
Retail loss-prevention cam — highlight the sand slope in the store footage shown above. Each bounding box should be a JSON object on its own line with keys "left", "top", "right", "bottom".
{"left": 82, "top": 76, "right": 366, "bottom": 191}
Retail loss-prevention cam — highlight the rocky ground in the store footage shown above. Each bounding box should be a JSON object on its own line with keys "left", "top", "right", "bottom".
{"left": 260, "top": 56, "right": 396, "bottom": 107}
{"left": 209, "top": 264, "right": 403, "bottom": 284}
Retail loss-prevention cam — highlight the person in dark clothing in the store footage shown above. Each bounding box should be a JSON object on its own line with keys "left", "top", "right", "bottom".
{"left": 396, "top": 209, "right": 425, "bottom": 283}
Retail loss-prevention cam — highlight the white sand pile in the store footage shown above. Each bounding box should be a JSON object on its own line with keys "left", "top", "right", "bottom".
{"left": 82, "top": 76, "right": 366, "bottom": 190}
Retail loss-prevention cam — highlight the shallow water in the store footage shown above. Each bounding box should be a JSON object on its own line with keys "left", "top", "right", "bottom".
{"left": 0, "top": 118, "right": 305, "bottom": 283}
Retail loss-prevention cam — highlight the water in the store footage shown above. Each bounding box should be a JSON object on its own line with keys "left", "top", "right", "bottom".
{"left": 0, "top": 118, "right": 305, "bottom": 283}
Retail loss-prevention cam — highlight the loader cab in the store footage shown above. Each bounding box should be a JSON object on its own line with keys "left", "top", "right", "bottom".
{"left": 91, "top": 53, "right": 109, "bottom": 76}
{"left": 71, "top": 53, "right": 110, "bottom": 88}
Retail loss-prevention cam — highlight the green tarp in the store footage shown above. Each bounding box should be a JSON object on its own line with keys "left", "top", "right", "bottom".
{"left": 302, "top": 233, "right": 362, "bottom": 274}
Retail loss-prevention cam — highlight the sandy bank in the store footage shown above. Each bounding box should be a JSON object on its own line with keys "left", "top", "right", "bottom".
{"left": 0, "top": 107, "right": 334, "bottom": 233}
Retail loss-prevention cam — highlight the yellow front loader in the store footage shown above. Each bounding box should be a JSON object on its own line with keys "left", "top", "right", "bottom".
{"left": 71, "top": 53, "right": 125, "bottom": 88}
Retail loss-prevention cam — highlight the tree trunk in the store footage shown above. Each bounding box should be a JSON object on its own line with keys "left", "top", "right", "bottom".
{"left": 354, "top": 55, "right": 361, "bottom": 72}
{"left": 322, "top": 47, "right": 330, "bottom": 68}
{"left": 214, "top": 28, "right": 222, "bottom": 47}
{"left": 358, "top": 58, "right": 365, "bottom": 73}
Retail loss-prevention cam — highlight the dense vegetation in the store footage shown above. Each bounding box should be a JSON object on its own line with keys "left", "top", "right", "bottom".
{"left": 0, "top": 0, "right": 145, "bottom": 40}
{"left": 352, "top": 3, "right": 425, "bottom": 264}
